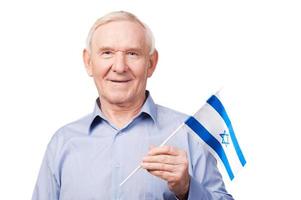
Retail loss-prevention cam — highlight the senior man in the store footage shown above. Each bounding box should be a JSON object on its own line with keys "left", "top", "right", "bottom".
{"left": 32, "top": 11, "right": 233, "bottom": 200}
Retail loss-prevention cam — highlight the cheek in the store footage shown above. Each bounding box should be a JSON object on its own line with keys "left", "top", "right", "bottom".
{"left": 133, "top": 68, "right": 148, "bottom": 82}
{"left": 91, "top": 59, "right": 111, "bottom": 76}
{"left": 132, "top": 60, "right": 150, "bottom": 76}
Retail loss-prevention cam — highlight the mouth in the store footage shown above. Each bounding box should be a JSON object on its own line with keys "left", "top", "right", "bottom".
{"left": 109, "top": 79, "right": 132, "bottom": 83}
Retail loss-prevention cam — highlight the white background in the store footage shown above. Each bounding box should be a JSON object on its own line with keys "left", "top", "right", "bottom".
{"left": 0, "top": 0, "right": 300, "bottom": 199}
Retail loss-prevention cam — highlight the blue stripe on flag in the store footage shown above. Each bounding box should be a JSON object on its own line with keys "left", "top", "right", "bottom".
{"left": 185, "top": 117, "right": 234, "bottom": 180}
{"left": 207, "top": 95, "right": 247, "bottom": 166}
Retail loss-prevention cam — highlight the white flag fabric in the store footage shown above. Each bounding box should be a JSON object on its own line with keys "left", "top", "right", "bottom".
{"left": 184, "top": 91, "right": 246, "bottom": 180}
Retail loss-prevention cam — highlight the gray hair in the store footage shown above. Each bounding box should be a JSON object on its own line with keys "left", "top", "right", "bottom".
{"left": 86, "top": 11, "right": 155, "bottom": 55}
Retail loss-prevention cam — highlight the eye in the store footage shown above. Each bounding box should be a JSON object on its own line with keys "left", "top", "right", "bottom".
{"left": 128, "top": 52, "right": 137, "bottom": 56}
{"left": 100, "top": 50, "right": 114, "bottom": 58}
{"left": 103, "top": 50, "right": 113, "bottom": 55}
{"left": 127, "top": 51, "right": 139, "bottom": 58}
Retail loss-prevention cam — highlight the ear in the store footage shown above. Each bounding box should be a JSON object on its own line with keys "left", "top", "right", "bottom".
{"left": 147, "top": 49, "right": 158, "bottom": 77}
{"left": 83, "top": 49, "right": 93, "bottom": 77}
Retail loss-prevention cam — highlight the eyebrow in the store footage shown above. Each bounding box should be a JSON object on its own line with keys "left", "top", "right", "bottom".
{"left": 97, "top": 47, "right": 114, "bottom": 52}
{"left": 97, "top": 46, "right": 144, "bottom": 53}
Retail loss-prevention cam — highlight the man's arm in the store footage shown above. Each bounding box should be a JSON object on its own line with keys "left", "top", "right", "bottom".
{"left": 32, "top": 139, "right": 60, "bottom": 200}
{"left": 186, "top": 149, "right": 234, "bottom": 200}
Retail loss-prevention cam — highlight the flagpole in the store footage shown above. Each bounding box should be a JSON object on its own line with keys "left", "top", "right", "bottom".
{"left": 119, "top": 123, "right": 185, "bottom": 187}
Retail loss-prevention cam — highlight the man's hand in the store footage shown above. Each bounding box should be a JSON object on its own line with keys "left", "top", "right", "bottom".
{"left": 141, "top": 146, "right": 190, "bottom": 199}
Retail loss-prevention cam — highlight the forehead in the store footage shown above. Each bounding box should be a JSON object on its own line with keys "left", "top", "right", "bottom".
{"left": 91, "top": 20, "right": 148, "bottom": 51}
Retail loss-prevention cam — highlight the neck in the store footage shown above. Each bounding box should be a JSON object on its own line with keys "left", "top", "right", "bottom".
{"left": 99, "top": 94, "right": 146, "bottom": 128}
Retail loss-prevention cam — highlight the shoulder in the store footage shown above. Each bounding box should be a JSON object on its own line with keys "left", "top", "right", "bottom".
{"left": 47, "top": 113, "right": 92, "bottom": 150}
{"left": 155, "top": 104, "right": 212, "bottom": 161}
{"left": 156, "top": 104, "right": 188, "bottom": 119}
{"left": 155, "top": 104, "right": 188, "bottom": 129}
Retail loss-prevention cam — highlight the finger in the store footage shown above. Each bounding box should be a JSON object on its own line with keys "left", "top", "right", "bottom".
{"left": 141, "top": 162, "right": 175, "bottom": 172}
{"left": 146, "top": 170, "right": 175, "bottom": 182}
{"left": 143, "top": 155, "right": 179, "bottom": 165}
{"left": 147, "top": 146, "right": 182, "bottom": 156}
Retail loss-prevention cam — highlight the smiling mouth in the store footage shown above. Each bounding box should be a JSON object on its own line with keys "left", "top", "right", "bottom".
{"left": 110, "top": 80, "right": 131, "bottom": 83}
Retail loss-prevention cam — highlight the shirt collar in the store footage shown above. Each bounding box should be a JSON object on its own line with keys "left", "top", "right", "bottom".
{"left": 140, "top": 91, "right": 157, "bottom": 124}
{"left": 88, "top": 91, "right": 157, "bottom": 134}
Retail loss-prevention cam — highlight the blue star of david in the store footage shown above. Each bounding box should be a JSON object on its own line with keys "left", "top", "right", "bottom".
{"left": 219, "top": 130, "right": 230, "bottom": 147}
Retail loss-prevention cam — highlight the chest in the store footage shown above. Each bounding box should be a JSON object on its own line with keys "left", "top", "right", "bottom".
{"left": 56, "top": 133, "right": 179, "bottom": 200}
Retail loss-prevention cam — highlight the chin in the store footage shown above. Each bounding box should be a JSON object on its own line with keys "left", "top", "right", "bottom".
{"left": 106, "top": 92, "right": 133, "bottom": 105}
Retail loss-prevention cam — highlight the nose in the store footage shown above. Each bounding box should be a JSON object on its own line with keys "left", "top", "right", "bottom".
{"left": 112, "top": 51, "right": 128, "bottom": 73}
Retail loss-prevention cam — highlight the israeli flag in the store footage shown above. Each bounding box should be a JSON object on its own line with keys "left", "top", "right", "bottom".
{"left": 185, "top": 91, "right": 246, "bottom": 180}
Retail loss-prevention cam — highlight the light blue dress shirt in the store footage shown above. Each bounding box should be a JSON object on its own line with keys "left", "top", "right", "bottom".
{"left": 32, "top": 92, "right": 234, "bottom": 200}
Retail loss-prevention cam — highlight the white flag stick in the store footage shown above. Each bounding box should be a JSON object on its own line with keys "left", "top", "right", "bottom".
{"left": 119, "top": 123, "right": 185, "bottom": 187}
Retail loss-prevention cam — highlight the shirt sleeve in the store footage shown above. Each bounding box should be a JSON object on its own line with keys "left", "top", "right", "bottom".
{"left": 32, "top": 136, "right": 60, "bottom": 200}
{"left": 187, "top": 134, "right": 234, "bottom": 200}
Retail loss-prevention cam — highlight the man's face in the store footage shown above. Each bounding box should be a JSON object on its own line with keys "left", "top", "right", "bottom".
{"left": 83, "top": 20, "right": 157, "bottom": 106}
